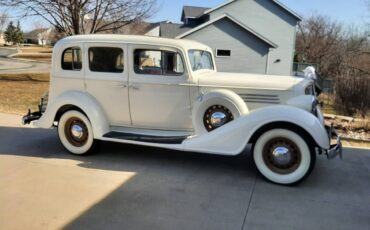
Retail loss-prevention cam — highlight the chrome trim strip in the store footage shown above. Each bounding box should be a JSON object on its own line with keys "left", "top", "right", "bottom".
{"left": 243, "top": 100, "right": 280, "bottom": 104}
{"left": 238, "top": 93, "right": 279, "bottom": 98}
{"left": 240, "top": 97, "right": 280, "bottom": 101}
{"left": 200, "top": 84, "right": 290, "bottom": 91}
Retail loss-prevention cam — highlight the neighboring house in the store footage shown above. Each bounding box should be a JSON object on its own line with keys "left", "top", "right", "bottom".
{"left": 0, "top": 33, "right": 5, "bottom": 45}
{"left": 24, "top": 28, "right": 56, "bottom": 45}
{"left": 146, "top": 0, "right": 302, "bottom": 75}
{"left": 83, "top": 20, "right": 158, "bottom": 35}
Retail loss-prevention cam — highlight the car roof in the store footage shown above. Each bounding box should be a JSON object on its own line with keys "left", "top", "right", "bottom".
{"left": 55, "top": 34, "right": 211, "bottom": 51}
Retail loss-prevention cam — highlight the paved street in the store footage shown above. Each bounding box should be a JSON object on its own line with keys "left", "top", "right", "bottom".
{"left": 0, "top": 47, "right": 18, "bottom": 57}
{"left": 0, "top": 113, "right": 369, "bottom": 230}
{"left": 0, "top": 57, "right": 51, "bottom": 73}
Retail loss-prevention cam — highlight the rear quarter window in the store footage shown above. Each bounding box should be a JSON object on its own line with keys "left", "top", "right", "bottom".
{"left": 62, "top": 47, "right": 82, "bottom": 71}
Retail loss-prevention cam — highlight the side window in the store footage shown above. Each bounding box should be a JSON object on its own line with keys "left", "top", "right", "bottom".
{"left": 134, "top": 49, "right": 184, "bottom": 76}
{"left": 62, "top": 47, "right": 82, "bottom": 71}
{"left": 163, "top": 51, "right": 184, "bottom": 75}
{"left": 89, "top": 47, "right": 124, "bottom": 73}
{"left": 134, "top": 50, "right": 162, "bottom": 75}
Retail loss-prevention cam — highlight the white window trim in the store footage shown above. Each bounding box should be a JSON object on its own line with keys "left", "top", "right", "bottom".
{"left": 215, "top": 49, "right": 231, "bottom": 58}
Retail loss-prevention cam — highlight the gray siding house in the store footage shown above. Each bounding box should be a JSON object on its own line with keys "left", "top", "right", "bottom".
{"left": 146, "top": 0, "right": 302, "bottom": 76}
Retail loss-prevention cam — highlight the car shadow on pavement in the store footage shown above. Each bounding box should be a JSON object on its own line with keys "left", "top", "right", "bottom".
{"left": 0, "top": 126, "right": 260, "bottom": 230}
{"left": 1, "top": 126, "right": 370, "bottom": 230}
{"left": 0, "top": 126, "right": 256, "bottom": 173}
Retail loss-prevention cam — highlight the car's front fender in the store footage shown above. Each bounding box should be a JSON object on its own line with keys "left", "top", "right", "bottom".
{"left": 33, "top": 90, "right": 109, "bottom": 138}
{"left": 183, "top": 105, "right": 329, "bottom": 155}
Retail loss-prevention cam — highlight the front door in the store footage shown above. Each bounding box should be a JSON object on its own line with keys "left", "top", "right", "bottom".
{"left": 128, "top": 45, "right": 192, "bottom": 131}
{"left": 84, "top": 43, "right": 131, "bottom": 126}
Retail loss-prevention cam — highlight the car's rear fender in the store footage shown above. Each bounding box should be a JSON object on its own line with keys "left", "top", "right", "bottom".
{"left": 183, "top": 105, "right": 329, "bottom": 155}
{"left": 33, "top": 90, "right": 109, "bottom": 138}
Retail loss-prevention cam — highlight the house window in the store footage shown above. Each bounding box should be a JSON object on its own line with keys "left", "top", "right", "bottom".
{"left": 89, "top": 47, "right": 124, "bottom": 73}
{"left": 134, "top": 49, "right": 184, "bottom": 76}
{"left": 216, "top": 49, "right": 231, "bottom": 57}
{"left": 62, "top": 47, "right": 82, "bottom": 71}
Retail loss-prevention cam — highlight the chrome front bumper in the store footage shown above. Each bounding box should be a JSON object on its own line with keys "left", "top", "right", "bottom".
{"left": 325, "top": 125, "right": 343, "bottom": 159}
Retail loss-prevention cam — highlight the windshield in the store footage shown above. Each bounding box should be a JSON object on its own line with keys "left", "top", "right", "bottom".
{"left": 188, "top": 50, "right": 214, "bottom": 71}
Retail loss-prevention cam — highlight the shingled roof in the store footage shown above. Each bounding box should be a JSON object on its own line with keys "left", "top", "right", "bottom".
{"left": 181, "top": 6, "right": 210, "bottom": 22}
{"left": 159, "top": 22, "right": 193, "bottom": 38}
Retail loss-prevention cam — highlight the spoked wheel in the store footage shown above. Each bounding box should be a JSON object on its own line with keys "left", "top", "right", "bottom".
{"left": 253, "top": 129, "right": 316, "bottom": 185}
{"left": 58, "top": 110, "right": 96, "bottom": 155}
{"left": 203, "top": 105, "right": 234, "bottom": 132}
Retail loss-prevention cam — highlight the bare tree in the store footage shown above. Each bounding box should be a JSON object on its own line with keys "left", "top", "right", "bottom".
{"left": 296, "top": 15, "right": 370, "bottom": 117}
{"left": 0, "top": 12, "right": 9, "bottom": 34}
{"left": 0, "top": 0, "right": 156, "bottom": 35}
{"left": 367, "top": 0, "right": 370, "bottom": 36}
{"left": 296, "top": 15, "right": 343, "bottom": 79}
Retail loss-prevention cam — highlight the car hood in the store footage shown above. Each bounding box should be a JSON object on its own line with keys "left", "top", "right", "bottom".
{"left": 196, "top": 71, "right": 304, "bottom": 91}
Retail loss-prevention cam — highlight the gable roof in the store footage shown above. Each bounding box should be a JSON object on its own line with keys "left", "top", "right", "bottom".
{"left": 181, "top": 6, "right": 210, "bottom": 21}
{"left": 204, "top": 0, "right": 302, "bottom": 21}
{"left": 176, "top": 14, "right": 278, "bottom": 48}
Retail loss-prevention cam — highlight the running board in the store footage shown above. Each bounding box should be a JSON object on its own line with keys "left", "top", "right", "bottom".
{"left": 103, "top": 132, "right": 189, "bottom": 144}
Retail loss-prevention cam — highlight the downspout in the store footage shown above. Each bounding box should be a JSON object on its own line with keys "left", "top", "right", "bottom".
{"left": 265, "top": 48, "right": 272, "bottom": 74}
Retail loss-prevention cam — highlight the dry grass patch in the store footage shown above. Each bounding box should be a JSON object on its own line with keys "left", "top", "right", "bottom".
{"left": 13, "top": 53, "right": 52, "bottom": 63}
{"left": 15, "top": 46, "right": 53, "bottom": 62}
{"left": 0, "top": 73, "right": 50, "bottom": 115}
{"left": 20, "top": 47, "right": 53, "bottom": 53}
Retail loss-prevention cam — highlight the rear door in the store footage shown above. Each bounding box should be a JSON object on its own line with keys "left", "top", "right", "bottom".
{"left": 83, "top": 43, "right": 131, "bottom": 126}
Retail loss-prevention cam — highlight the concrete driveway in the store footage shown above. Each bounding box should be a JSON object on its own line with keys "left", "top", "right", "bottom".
{"left": 0, "top": 113, "right": 369, "bottom": 230}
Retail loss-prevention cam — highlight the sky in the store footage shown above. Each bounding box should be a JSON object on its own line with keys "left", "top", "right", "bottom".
{"left": 2, "top": 0, "right": 370, "bottom": 32}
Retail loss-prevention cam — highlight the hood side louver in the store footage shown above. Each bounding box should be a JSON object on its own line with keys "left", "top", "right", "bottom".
{"left": 238, "top": 94, "right": 280, "bottom": 104}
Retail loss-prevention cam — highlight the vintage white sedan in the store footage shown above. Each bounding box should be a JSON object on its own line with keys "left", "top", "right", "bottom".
{"left": 23, "top": 35, "right": 341, "bottom": 185}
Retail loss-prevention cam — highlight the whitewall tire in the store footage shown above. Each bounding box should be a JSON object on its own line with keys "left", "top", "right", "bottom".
{"left": 253, "top": 129, "right": 315, "bottom": 185}
{"left": 58, "top": 110, "right": 95, "bottom": 155}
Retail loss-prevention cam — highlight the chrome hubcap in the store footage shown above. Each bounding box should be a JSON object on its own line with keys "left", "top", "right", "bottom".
{"left": 262, "top": 138, "right": 301, "bottom": 174}
{"left": 71, "top": 124, "right": 84, "bottom": 139}
{"left": 204, "top": 105, "right": 233, "bottom": 132}
{"left": 210, "top": 112, "right": 227, "bottom": 127}
{"left": 64, "top": 117, "right": 88, "bottom": 147}
{"left": 271, "top": 147, "right": 292, "bottom": 166}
